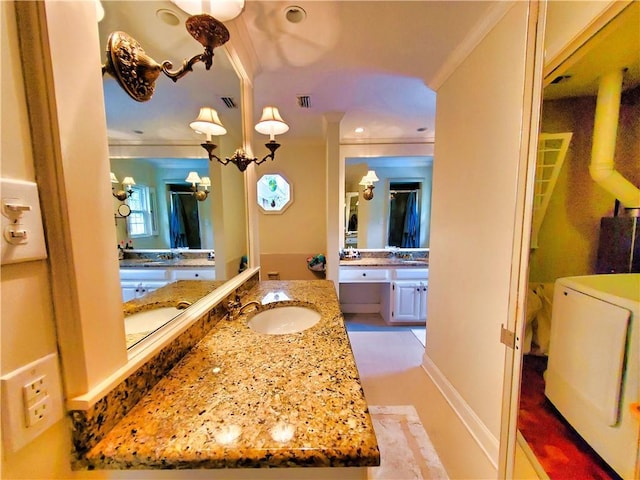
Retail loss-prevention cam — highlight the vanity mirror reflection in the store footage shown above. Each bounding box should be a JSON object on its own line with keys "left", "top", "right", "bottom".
{"left": 344, "top": 156, "right": 433, "bottom": 249}
{"left": 100, "top": 1, "right": 248, "bottom": 348}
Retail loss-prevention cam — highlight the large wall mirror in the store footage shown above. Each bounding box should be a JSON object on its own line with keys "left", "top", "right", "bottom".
{"left": 100, "top": 1, "right": 248, "bottom": 348}
{"left": 345, "top": 156, "right": 433, "bottom": 249}
{"left": 515, "top": 2, "right": 639, "bottom": 478}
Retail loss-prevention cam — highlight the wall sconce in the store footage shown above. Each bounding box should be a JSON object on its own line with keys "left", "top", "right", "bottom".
{"left": 111, "top": 173, "right": 136, "bottom": 201}
{"left": 171, "top": 0, "right": 245, "bottom": 22}
{"left": 359, "top": 170, "right": 379, "bottom": 201}
{"left": 185, "top": 172, "right": 211, "bottom": 201}
{"left": 190, "top": 106, "right": 289, "bottom": 172}
{"left": 101, "top": 14, "right": 229, "bottom": 102}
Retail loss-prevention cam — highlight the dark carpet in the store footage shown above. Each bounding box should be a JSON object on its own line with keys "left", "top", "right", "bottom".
{"left": 518, "top": 355, "right": 622, "bottom": 480}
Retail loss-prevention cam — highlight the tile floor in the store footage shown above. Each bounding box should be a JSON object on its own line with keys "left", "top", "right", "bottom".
{"left": 345, "top": 313, "right": 539, "bottom": 480}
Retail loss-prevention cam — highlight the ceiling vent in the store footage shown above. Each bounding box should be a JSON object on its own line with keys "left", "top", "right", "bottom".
{"left": 220, "top": 96, "right": 237, "bottom": 109}
{"left": 297, "top": 95, "right": 311, "bottom": 108}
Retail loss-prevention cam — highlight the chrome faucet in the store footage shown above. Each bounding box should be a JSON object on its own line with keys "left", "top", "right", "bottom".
{"left": 225, "top": 295, "right": 260, "bottom": 320}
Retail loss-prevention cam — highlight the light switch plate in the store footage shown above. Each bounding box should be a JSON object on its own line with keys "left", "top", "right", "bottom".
{"left": 1, "top": 178, "right": 48, "bottom": 265}
{"left": 1, "top": 353, "right": 64, "bottom": 452}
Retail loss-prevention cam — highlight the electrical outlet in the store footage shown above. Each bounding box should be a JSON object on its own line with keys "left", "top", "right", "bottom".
{"left": 23, "top": 375, "right": 47, "bottom": 404}
{"left": 25, "top": 395, "right": 51, "bottom": 427}
{"left": 1, "top": 353, "right": 63, "bottom": 452}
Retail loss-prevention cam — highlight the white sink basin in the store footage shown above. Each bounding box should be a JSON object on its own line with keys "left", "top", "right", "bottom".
{"left": 247, "top": 306, "right": 321, "bottom": 335}
{"left": 125, "top": 307, "right": 182, "bottom": 335}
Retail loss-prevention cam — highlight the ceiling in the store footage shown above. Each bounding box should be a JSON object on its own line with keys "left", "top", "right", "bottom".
{"left": 100, "top": 0, "right": 502, "bottom": 148}
{"left": 100, "top": 1, "right": 640, "bottom": 150}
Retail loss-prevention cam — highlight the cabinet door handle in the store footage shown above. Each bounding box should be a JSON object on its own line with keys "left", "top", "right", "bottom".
{"left": 362, "top": 273, "right": 366, "bottom": 277}
{"left": 194, "top": 273, "right": 199, "bottom": 278}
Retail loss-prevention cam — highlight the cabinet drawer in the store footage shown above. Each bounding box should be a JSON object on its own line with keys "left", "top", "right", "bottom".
{"left": 393, "top": 268, "right": 429, "bottom": 280}
{"left": 339, "top": 268, "right": 390, "bottom": 282}
{"left": 170, "top": 268, "right": 216, "bottom": 281}
{"left": 119, "top": 268, "right": 169, "bottom": 281}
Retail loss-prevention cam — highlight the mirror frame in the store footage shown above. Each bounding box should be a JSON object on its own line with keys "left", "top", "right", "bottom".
{"left": 14, "top": 0, "right": 258, "bottom": 402}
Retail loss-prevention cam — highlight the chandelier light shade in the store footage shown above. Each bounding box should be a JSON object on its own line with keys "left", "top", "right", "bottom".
{"left": 192, "top": 105, "right": 289, "bottom": 172}
{"left": 359, "top": 170, "right": 379, "bottom": 201}
{"left": 171, "top": 0, "right": 245, "bottom": 22}
{"left": 189, "top": 107, "right": 227, "bottom": 137}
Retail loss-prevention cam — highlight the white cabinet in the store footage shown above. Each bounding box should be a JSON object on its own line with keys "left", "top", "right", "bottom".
{"left": 170, "top": 268, "right": 215, "bottom": 281}
{"left": 390, "top": 281, "right": 428, "bottom": 324}
{"left": 339, "top": 265, "right": 428, "bottom": 325}
{"left": 121, "top": 281, "right": 169, "bottom": 302}
{"left": 339, "top": 267, "right": 391, "bottom": 283}
{"left": 119, "top": 267, "right": 215, "bottom": 302}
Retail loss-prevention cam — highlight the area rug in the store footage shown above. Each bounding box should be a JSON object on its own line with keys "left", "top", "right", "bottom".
{"left": 368, "top": 405, "right": 448, "bottom": 479}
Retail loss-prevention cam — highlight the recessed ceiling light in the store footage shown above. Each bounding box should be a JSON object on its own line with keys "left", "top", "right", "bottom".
{"left": 156, "top": 9, "right": 180, "bottom": 26}
{"left": 285, "top": 5, "right": 306, "bottom": 24}
{"left": 354, "top": 127, "right": 364, "bottom": 134}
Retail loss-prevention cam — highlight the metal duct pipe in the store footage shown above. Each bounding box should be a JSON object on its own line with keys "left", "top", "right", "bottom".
{"left": 589, "top": 70, "right": 640, "bottom": 210}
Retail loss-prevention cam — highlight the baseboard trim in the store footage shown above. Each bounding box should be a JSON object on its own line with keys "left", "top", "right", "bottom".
{"left": 422, "top": 353, "right": 499, "bottom": 468}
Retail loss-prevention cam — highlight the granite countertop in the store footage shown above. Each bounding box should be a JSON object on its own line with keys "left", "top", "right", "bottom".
{"left": 84, "top": 280, "right": 380, "bottom": 470}
{"left": 119, "top": 258, "right": 215, "bottom": 268}
{"left": 340, "top": 257, "right": 429, "bottom": 267}
{"left": 123, "top": 280, "right": 225, "bottom": 316}
{"left": 123, "top": 280, "right": 226, "bottom": 348}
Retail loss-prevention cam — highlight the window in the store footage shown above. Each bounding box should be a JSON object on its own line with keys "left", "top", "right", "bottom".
{"left": 256, "top": 174, "right": 293, "bottom": 213}
{"left": 126, "top": 185, "right": 158, "bottom": 237}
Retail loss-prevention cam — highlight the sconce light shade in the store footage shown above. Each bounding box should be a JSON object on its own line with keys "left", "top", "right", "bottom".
{"left": 111, "top": 175, "right": 135, "bottom": 201}
{"left": 359, "top": 170, "right": 378, "bottom": 201}
{"left": 171, "top": 0, "right": 245, "bottom": 22}
{"left": 185, "top": 171, "right": 209, "bottom": 201}
{"left": 193, "top": 105, "right": 288, "bottom": 172}
{"left": 255, "top": 106, "right": 289, "bottom": 140}
{"left": 189, "top": 107, "right": 227, "bottom": 136}
{"left": 185, "top": 171, "right": 203, "bottom": 184}
{"left": 359, "top": 170, "right": 379, "bottom": 186}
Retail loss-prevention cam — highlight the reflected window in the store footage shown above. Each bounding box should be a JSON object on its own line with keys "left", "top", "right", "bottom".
{"left": 257, "top": 174, "right": 292, "bottom": 213}
{"left": 127, "top": 185, "right": 158, "bottom": 237}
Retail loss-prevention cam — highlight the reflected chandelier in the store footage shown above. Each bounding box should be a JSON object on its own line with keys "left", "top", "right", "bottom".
{"left": 190, "top": 106, "right": 289, "bottom": 172}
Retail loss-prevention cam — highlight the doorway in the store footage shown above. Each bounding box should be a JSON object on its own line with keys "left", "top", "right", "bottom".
{"left": 388, "top": 182, "right": 421, "bottom": 248}
{"left": 169, "top": 185, "right": 201, "bottom": 249}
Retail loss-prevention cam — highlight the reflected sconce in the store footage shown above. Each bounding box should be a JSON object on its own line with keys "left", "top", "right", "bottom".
{"left": 359, "top": 170, "right": 379, "bottom": 200}
{"left": 185, "top": 171, "right": 211, "bottom": 202}
{"left": 111, "top": 173, "right": 136, "bottom": 201}
{"left": 101, "top": 13, "right": 230, "bottom": 102}
{"left": 190, "top": 106, "right": 289, "bottom": 172}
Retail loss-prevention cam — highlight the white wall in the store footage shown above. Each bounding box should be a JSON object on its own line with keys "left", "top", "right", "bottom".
{"left": 422, "top": 1, "right": 531, "bottom": 475}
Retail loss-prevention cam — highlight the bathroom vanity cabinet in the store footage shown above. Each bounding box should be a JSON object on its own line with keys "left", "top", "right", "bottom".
{"left": 339, "top": 262, "right": 428, "bottom": 325}
{"left": 119, "top": 267, "right": 216, "bottom": 301}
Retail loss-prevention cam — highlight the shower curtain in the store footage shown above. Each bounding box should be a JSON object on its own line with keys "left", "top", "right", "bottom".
{"left": 170, "top": 194, "right": 188, "bottom": 248}
{"left": 401, "top": 191, "right": 419, "bottom": 248}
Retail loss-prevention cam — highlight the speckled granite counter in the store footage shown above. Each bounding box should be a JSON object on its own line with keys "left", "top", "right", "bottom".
{"left": 84, "top": 280, "right": 380, "bottom": 470}
{"left": 119, "top": 258, "right": 215, "bottom": 268}
{"left": 123, "top": 280, "right": 225, "bottom": 348}
{"left": 340, "top": 257, "right": 428, "bottom": 267}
